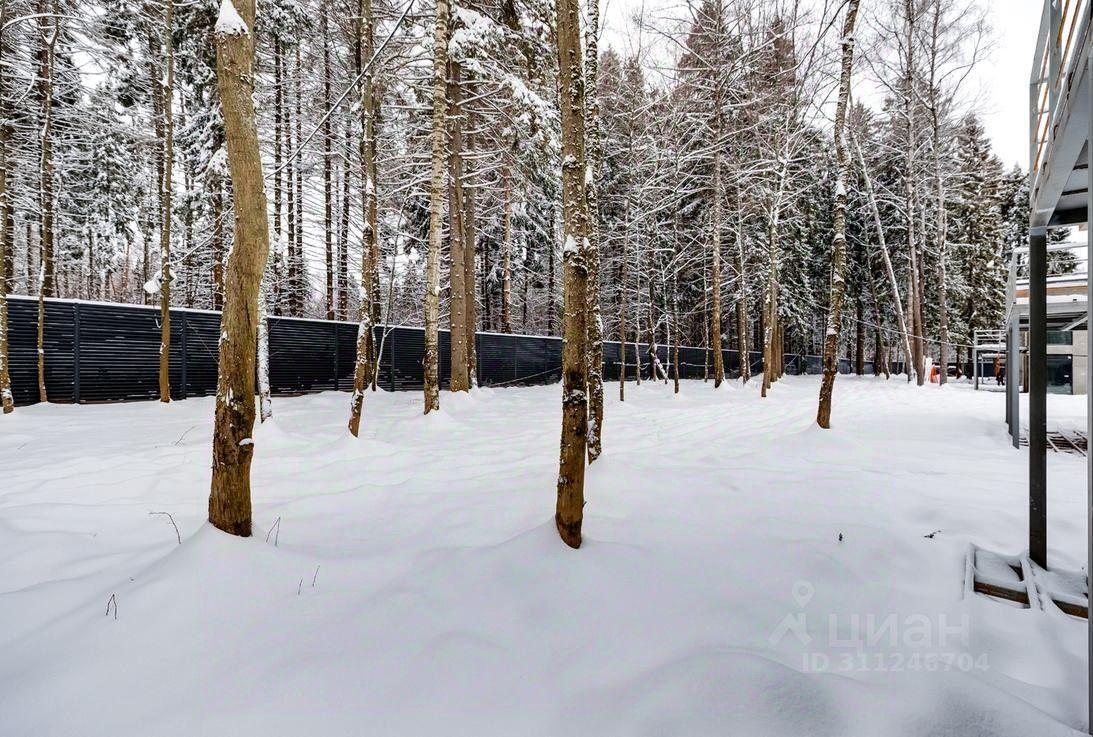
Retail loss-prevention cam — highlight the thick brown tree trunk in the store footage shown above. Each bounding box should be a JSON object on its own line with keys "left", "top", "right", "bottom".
{"left": 422, "top": 0, "right": 449, "bottom": 413}
{"left": 553, "top": 0, "right": 590, "bottom": 549}
{"left": 816, "top": 0, "right": 859, "bottom": 429}
{"left": 209, "top": 0, "right": 270, "bottom": 537}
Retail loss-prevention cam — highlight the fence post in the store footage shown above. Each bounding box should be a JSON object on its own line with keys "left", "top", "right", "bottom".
{"left": 180, "top": 311, "right": 188, "bottom": 400}
{"left": 72, "top": 303, "right": 80, "bottom": 404}
{"left": 333, "top": 323, "right": 340, "bottom": 390}
{"left": 388, "top": 329, "right": 396, "bottom": 392}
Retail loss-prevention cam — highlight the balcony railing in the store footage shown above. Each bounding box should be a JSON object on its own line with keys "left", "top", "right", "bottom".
{"left": 1030, "top": 0, "right": 1092, "bottom": 191}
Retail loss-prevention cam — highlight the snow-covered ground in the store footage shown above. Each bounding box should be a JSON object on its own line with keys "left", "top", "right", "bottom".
{"left": 0, "top": 376, "right": 1088, "bottom": 736}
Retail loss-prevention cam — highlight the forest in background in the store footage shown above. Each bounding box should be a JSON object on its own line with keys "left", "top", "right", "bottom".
{"left": 0, "top": 0, "right": 1039, "bottom": 383}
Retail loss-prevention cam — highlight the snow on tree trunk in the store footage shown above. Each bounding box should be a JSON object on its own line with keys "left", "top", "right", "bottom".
{"left": 257, "top": 282, "right": 272, "bottom": 423}
{"left": 903, "top": 0, "right": 925, "bottom": 387}
{"left": 816, "top": 0, "right": 859, "bottom": 429}
{"left": 734, "top": 205, "right": 750, "bottom": 384}
{"left": 618, "top": 199, "right": 629, "bottom": 401}
{"left": 35, "top": 3, "right": 55, "bottom": 405}
{"left": 322, "top": 4, "right": 335, "bottom": 321}
{"left": 553, "top": 0, "right": 590, "bottom": 549}
{"left": 36, "top": 263, "right": 46, "bottom": 403}
{"left": 158, "top": 0, "right": 175, "bottom": 404}
{"left": 422, "top": 0, "right": 449, "bottom": 414}
{"left": 37, "top": 0, "right": 54, "bottom": 301}
{"left": 584, "top": 0, "right": 604, "bottom": 462}
{"left": 463, "top": 88, "right": 477, "bottom": 388}
{"left": 349, "top": 0, "right": 378, "bottom": 436}
{"left": 0, "top": 30, "right": 12, "bottom": 415}
{"left": 851, "top": 128, "right": 914, "bottom": 383}
{"left": 927, "top": 1, "right": 950, "bottom": 387}
{"left": 208, "top": 0, "right": 270, "bottom": 537}
{"left": 710, "top": 143, "right": 725, "bottom": 388}
{"left": 448, "top": 58, "right": 469, "bottom": 393}
{"left": 500, "top": 147, "right": 513, "bottom": 334}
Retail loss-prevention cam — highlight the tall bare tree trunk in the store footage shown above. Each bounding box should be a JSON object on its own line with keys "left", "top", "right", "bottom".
{"left": 338, "top": 125, "right": 351, "bottom": 320}
{"left": 734, "top": 204, "right": 750, "bottom": 383}
{"left": 422, "top": 0, "right": 449, "bottom": 413}
{"left": 710, "top": 139, "right": 725, "bottom": 388}
{"left": 36, "top": 3, "right": 55, "bottom": 404}
{"left": 257, "top": 281, "right": 272, "bottom": 421}
{"left": 903, "top": 0, "right": 925, "bottom": 386}
{"left": 584, "top": 1, "right": 604, "bottom": 461}
{"left": 928, "top": 2, "right": 949, "bottom": 386}
{"left": 618, "top": 198, "right": 629, "bottom": 400}
{"left": 463, "top": 96, "right": 477, "bottom": 387}
{"left": 553, "top": 0, "right": 590, "bottom": 549}
{"left": 868, "top": 266, "right": 891, "bottom": 379}
{"left": 850, "top": 127, "right": 913, "bottom": 381}
{"left": 816, "top": 0, "right": 859, "bottom": 429}
{"left": 349, "top": 0, "right": 378, "bottom": 436}
{"left": 274, "top": 38, "right": 283, "bottom": 291}
{"left": 209, "top": 0, "right": 270, "bottom": 536}
{"left": 158, "top": 0, "right": 175, "bottom": 403}
{"left": 212, "top": 173, "right": 225, "bottom": 310}
{"left": 761, "top": 217, "right": 778, "bottom": 397}
{"left": 448, "top": 59, "right": 469, "bottom": 392}
{"left": 322, "top": 5, "right": 335, "bottom": 320}
{"left": 0, "top": 5, "right": 13, "bottom": 415}
{"left": 500, "top": 147, "right": 513, "bottom": 333}
{"left": 284, "top": 42, "right": 297, "bottom": 315}
{"left": 293, "top": 46, "right": 303, "bottom": 315}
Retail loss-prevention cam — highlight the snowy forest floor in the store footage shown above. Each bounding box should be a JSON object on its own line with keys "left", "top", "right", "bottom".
{"left": 0, "top": 376, "right": 1089, "bottom": 736}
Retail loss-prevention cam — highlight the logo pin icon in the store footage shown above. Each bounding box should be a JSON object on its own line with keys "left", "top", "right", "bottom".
{"left": 792, "top": 581, "right": 814, "bottom": 608}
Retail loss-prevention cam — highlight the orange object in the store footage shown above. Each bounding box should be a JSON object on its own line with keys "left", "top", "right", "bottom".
{"left": 930, "top": 365, "right": 940, "bottom": 383}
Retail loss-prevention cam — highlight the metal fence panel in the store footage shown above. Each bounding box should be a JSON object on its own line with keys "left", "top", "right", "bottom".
{"left": 4, "top": 296, "right": 864, "bottom": 406}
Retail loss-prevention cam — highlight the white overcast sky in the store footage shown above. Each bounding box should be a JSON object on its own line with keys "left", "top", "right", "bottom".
{"left": 599, "top": 1, "right": 1042, "bottom": 171}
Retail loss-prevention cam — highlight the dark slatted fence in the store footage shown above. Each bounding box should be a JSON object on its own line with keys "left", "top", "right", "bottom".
{"left": 4, "top": 295, "right": 863, "bottom": 406}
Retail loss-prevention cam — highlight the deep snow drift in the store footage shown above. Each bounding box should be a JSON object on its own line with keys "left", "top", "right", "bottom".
{"left": 0, "top": 376, "right": 1088, "bottom": 736}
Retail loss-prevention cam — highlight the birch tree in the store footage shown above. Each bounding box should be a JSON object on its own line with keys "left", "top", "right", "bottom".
{"left": 158, "top": 0, "right": 176, "bottom": 403}
{"left": 348, "top": 0, "right": 378, "bottom": 436}
{"left": 816, "top": 0, "right": 859, "bottom": 429}
{"left": 584, "top": 0, "right": 604, "bottom": 461}
{"left": 423, "top": 0, "right": 449, "bottom": 414}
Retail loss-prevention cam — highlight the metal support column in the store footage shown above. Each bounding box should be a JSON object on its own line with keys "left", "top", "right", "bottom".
{"left": 973, "top": 331, "right": 979, "bottom": 390}
{"left": 1009, "top": 318, "right": 1020, "bottom": 449}
{"left": 1086, "top": 49, "right": 1093, "bottom": 737}
{"left": 1029, "top": 225, "right": 1048, "bottom": 568}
